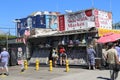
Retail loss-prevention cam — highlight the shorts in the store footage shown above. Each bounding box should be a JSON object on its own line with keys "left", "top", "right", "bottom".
{"left": 88, "top": 59, "right": 95, "bottom": 65}
{"left": 17, "top": 60, "right": 24, "bottom": 65}
{"left": 60, "top": 53, "right": 67, "bottom": 58}
{"left": 1, "top": 61, "right": 8, "bottom": 67}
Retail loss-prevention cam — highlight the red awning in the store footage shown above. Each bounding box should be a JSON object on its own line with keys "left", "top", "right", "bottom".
{"left": 97, "top": 33, "right": 120, "bottom": 43}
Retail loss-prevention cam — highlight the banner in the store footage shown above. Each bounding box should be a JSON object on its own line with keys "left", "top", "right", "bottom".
{"left": 94, "top": 9, "right": 112, "bottom": 29}
{"left": 64, "top": 9, "right": 95, "bottom": 31}
{"left": 58, "top": 9, "right": 113, "bottom": 31}
{"left": 59, "top": 15, "right": 65, "bottom": 31}
{"left": 98, "top": 28, "right": 120, "bottom": 36}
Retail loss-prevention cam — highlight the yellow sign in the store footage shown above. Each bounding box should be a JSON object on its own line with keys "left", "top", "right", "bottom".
{"left": 98, "top": 28, "right": 120, "bottom": 36}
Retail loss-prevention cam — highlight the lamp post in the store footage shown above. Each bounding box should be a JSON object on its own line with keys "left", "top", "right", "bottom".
{"left": 5, "top": 32, "right": 9, "bottom": 51}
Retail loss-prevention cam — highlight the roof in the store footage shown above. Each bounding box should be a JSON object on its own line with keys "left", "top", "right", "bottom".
{"left": 54, "top": 27, "right": 98, "bottom": 36}
{"left": 30, "top": 27, "right": 98, "bottom": 38}
{"left": 30, "top": 30, "right": 58, "bottom": 38}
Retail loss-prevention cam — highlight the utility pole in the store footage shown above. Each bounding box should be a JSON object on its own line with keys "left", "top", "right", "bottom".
{"left": 6, "top": 33, "right": 8, "bottom": 51}
{"left": 110, "top": 0, "right": 112, "bottom": 12}
{"left": 0, "top": 27, "right": 15, "bottom": 35}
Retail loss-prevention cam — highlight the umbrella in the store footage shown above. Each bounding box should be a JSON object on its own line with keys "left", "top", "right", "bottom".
{"left": 97, "top": 33, "right": 120, "bottom": 43}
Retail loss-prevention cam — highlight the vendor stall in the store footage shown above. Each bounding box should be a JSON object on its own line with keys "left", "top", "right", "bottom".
{"left": 28, "top": 28, "right": 98, "bottom": 65}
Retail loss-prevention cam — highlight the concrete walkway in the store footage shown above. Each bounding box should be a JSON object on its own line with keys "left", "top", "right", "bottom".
{"left": 0, "top": 65, "right": 120, "bottom": 80}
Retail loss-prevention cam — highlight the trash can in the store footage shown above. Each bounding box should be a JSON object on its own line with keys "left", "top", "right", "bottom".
{"left": 95, "top": 57, "right": 101, "bottom": 69}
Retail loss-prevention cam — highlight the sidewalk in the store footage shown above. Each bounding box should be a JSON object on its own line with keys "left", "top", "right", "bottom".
{"left": 0, "top": 65, "right": 120, "bottom": 80}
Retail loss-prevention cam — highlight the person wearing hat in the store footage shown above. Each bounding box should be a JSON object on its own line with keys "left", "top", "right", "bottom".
{"left": 0, "top": 48, "right": 10, "bottom": 76}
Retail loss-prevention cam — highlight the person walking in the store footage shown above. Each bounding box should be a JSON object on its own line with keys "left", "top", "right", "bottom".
{"left": 87, "top": 44, "right": 96, "bottom": 70}
{"left": 114, "top": 41, "right": 120, "bottom": 62}
{"left": 17, "top": 47, "right": 25, "bottom": 72}
{"left": 106, "top": 42, "right": 119, "bottom": 80}
{"left": 0, "top": 48, "right": 10, "bottom": 76}
{"left": 102, "top": 44, "right": 108, "bottom": 69}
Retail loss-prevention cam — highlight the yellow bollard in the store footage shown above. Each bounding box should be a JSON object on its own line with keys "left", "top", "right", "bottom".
{"left": 24, "top": 60, "right": 28, "bottom": 70}
{"left": 36, "top": 59, "right": 39, "bottom": 71}
{"left": 49, "top": 60, "right": 52, "bottom": 71}
{"left": 66, "top": 60, "right": 69, "bottom": 72}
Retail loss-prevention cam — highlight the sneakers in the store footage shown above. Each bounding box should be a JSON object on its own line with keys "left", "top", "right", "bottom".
{"left": 21, "top": 69, "right": 25, "bottom": 72}
{"left": 88, "top": 66, "right": 91, "bottom": 70}
{"left": 5, "top": 72, "right": 9, "bottom": 76}
{"left": 93, "top": 67, "right": 96, "bottom": 70}
{"left": 0, "top": 72, "right": 9, "bottom": 76}
{"left": 88, "top": 66, "right": 95, "bottom": 70}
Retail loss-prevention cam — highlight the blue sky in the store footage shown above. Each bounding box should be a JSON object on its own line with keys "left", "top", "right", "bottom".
{"left": 0, "top": 0, "right": 120, "bottom": 35}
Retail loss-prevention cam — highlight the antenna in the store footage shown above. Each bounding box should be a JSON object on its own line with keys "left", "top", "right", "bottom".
{"left": 110, "top": 0, "right": 112, "bottom": 11}
{"left": 56, "top": 1, "right": 59, "bottom": 12}
{"left": 91, "top": 0, "right": 94, "bottom": 8}
{"left": 56, "top": 2, "right": 59, "bottom": 12}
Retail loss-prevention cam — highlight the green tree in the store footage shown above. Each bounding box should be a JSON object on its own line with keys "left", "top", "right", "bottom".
{"left": 0, "top": 34, "right": 16, "bottom": 46}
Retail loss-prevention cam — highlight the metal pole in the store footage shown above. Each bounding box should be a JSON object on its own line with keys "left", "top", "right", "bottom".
{"left": 6, "top": 33, "right": 8, "bottom": 51}
{"left": 110, "top": 0, "right": 112, "bottom": 12}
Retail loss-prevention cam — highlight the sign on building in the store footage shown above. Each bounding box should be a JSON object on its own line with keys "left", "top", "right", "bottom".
{"left": 59, "top": 9, "right": 112, "bottom": 31}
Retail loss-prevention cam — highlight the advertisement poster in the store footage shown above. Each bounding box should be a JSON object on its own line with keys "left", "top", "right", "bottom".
{"left": 45, "top": 15, "right": 58, "bottom": 29}
{"left": 35, "top": 15, "right": 46, "bottom": 28}
{"left": 17, "top": 18, "right": 27, "bottom": 37}
{"left": 17, "top": 15, "right": 46, "bottom": 37}
{"left": 64, "top": 9, "right": 95, "bottom": 31}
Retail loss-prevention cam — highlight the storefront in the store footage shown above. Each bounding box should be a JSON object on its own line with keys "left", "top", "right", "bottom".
{"left": 7, "top": 37, "right": 27, "bottom": 66}
{"left": 28, "top": 28, "right": 98, "bottom": 65}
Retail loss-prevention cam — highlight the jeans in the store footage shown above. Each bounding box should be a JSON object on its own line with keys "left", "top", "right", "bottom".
{"left": 109, "top": 64, "right": 119, "bottom": 80}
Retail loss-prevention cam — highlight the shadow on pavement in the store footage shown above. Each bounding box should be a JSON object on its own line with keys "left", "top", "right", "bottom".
{"left": 97, "top": 76, "right": 111, "bottom": 80}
